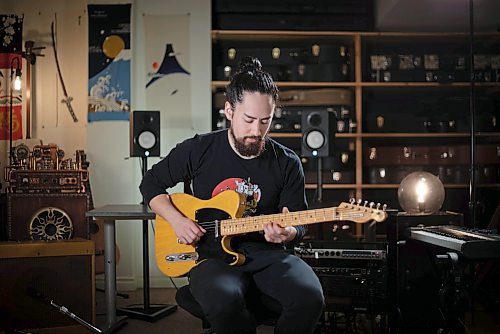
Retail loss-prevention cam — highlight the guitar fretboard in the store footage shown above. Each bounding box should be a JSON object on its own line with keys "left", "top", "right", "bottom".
{"left": 219, "top": 207, "right": 366, "bottom": 236}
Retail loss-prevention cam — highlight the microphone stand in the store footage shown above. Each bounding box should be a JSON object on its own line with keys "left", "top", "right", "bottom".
{"left": 49, "top": 298, "right": 103, "bottom": 334}
{"left": 28, "top": 288, "right": 103, "bottom": 334}
{"left": 468, "top": 0, "right": 476, "bottom": 227}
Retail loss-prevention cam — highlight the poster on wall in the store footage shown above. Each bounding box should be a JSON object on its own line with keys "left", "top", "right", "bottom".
{"left": 88, "top": 4, "right": 131, "bottom": 122}
{"left": 0, "top": 14, "right": 23, "bottom": 141}
{"left": 143, "top": 14, "right": 191, "bottom": 128}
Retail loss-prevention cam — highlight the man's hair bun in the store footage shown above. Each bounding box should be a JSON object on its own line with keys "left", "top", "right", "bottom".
{"left": 237, "top": 56, "right": 262, "bottom": 74}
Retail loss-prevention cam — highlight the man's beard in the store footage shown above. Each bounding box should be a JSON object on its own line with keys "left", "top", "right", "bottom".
{"left": 229, "top": 127, "right": 266, "bottom": 157}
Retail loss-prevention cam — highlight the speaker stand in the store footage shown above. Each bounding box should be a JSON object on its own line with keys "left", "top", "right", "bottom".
{"left": 118, "top": 156, "right": 178, "bottom": 322}
{"left": 315, "top": 157, "right": 323, "bottom": 204}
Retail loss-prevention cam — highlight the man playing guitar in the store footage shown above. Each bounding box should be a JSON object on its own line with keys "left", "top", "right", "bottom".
{"left": 140, "top": 56, "right": 325, "bottom": 334}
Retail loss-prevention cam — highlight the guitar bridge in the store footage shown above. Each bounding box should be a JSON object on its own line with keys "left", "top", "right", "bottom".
{"left": 214, "top": 220, "right": 220, "bottom": 238}
{"left": 165, "top": 252, "right": 199, "bottom": 262}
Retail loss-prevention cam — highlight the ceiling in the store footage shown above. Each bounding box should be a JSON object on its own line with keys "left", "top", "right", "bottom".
{"left": 375, "top": 0, "right": 500, "bottom": 32}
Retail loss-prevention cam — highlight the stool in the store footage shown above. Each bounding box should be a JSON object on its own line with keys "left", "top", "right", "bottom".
{"left": 175, "top": 284, "right": 281, "bottom": 332}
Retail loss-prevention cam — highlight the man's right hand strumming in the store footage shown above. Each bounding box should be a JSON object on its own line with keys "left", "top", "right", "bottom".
{"left": 149, "top": 194, "right": 206, "bottom": 245}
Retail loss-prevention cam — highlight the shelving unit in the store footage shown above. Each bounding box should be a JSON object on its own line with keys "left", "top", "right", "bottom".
{"left": 211, "top": 29, "right": 500, "bottom": 228}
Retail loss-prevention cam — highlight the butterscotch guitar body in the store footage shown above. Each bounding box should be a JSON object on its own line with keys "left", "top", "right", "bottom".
{"left": 155, "top": 190, "right": 247, "bottom": 277}
{"left": 155, "top": 190, "right": 387, "bottom": 277}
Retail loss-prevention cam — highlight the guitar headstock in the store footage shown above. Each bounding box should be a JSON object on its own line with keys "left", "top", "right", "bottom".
{"left": 337, "top": 199, "right": 388, "bottom": 223}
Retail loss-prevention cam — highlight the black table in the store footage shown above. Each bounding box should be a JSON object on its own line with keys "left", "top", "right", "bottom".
{"left": 86, "top": 204, "right": 177, "bottom": 331}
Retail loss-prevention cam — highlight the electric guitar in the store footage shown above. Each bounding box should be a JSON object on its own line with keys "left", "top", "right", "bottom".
{"left": 155, "top": 190, "right": 388, "bottom": 277}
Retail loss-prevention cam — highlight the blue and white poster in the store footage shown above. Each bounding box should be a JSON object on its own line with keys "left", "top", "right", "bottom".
{"left": 87, "top": 4, "right": 131, "bottom": 122}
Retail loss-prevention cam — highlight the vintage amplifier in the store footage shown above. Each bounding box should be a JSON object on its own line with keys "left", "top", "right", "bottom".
{"left": 364, "top": 165, "right": 499, "bottom": 185}
{"left": 363, "top": 99, "right": 431, "bottom": 133}
{"left": 295, "top": 241, "right": 387, "bottom": 312}
{"left": 0, "top": 238, "right": 95, "bottom": 332}
{"left": 364, "top": 144, "right": 500, "bottom": 166}
{"left": 287, "top": 63, "right": 351, "bottom": 82}
{"left": 6, "top": 169, "right": 89, "bottom": 193}
{"left": 216, "top": 42, "right": 307, "bottom": 66}
{"left": 272, "top": 106, "right": 339, "bottom": 133}
{"left": 304, "top": 170, "right": 355, "bottom": 185}
{"left": 279, "top": 88, "right": 353, "bottom": 107}
{"left": 214, "top": 64, "right": 291, "bottom": 81}
{"left": 271, "top": 108, "right": 302, "bottom": 133}
{"left": 7, "top": 192, "right": 91, "bottom": 241}
{"left": 306, "top": 44, "right": 351, "bottom": 65}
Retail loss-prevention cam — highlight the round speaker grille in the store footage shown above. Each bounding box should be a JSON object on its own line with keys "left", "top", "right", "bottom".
{"left": 29, "top": 207, "right": 73, "bottom": 240}
{"left": 307, "top": 112, "right": 323, "bottom": 127}
{"left": 305, "top": 130, "right": 325, "bottom": 150}
{"left": 137, "top": 131, "right": 156, "bottom": 149}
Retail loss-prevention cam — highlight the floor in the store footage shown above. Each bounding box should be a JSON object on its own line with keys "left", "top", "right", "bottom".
{"left": 91, "top": 288, "right": 500, "bottom": 334}
{"left": 8, "top": 287, "right": 497, "bottom": 333}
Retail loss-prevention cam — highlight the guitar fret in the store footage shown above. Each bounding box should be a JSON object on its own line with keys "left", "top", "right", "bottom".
{"left": 218, "top": 204, "right": 385, "bottom": 236}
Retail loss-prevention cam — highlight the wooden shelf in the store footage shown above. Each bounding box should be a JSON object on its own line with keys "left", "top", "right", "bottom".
{"left": 362, "top": 133, "right": 470, "bottom": 138}
{"left": 270, "top": 132, "right": 500, "bottom": 139}
{"left": 211, "top": 30, "right": 359, "bottom": 41}
{"left": 305, "top": 184, "right": 356, "bottom": 190}
{"left": 212, "top": 81, "right": 356, "bottom": 89}
{"left": 361, "top": 82, "right": 500, "bottom": 88}
{"left": 361, "top": 183, "right": 500, "bottom": 189}
{"left": 212, "top": 28, "right": 500, "bottom": 219}
{"left": 212, "top": 30, "right": 500, "bottom": 40}
{"left": 362, "top": 132, "right": 500, "bottom": 138}
{"left": 305, "top": 183, "right": 500, "bottom": 190}
{"left": 269, "top": 133, "right": 359, "bottom": 139}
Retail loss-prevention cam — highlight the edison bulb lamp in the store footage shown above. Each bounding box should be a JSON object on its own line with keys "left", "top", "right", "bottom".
{"left": 397, "top": 171, "right": 445, "bottom": 215}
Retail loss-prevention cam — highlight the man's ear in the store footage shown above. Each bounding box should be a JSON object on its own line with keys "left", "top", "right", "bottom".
{"left": 224, "top": 101, "right": 233, "bottom": 121}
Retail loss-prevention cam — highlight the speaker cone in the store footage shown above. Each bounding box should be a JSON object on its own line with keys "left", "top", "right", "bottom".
{"left": 305, "top": 130, "right": 325, "bottom": 150}
{"left": 137, "top": 131, "right": 156, "bottom": 150}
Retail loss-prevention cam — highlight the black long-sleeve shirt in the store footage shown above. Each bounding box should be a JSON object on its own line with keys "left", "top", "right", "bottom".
{"left": 140, "top": 129, "right": 308, "bottom": 250}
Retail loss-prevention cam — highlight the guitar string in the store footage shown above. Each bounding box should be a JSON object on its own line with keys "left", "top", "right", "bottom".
{"left": 196, "top": 211, "right": 379, "bottom": 233}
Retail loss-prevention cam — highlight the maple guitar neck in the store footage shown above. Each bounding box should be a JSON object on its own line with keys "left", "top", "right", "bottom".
{"left": 219, "top": 205, "right": 385, "bottom": 236}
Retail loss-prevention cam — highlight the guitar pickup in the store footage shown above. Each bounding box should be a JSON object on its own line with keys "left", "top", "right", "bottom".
{"left": 165, "top": 252, "right": 199, "bottom": 262}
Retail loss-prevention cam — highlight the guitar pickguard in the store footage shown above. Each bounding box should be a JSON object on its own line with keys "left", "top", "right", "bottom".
{"left": 195, "top": 208, "right": 235, "bottom": 263}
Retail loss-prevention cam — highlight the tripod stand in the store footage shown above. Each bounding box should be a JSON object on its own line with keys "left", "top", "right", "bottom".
{"left": 117, "top": 156, "right": 177, "bottom": 321}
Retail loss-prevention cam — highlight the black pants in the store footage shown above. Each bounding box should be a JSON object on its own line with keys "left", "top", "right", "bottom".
{"left": 189, "top": 249, "right": 325, "bottom": 334}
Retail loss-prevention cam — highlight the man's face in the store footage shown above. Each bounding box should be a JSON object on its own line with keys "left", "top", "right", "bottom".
{"left": 224, "top": 92, "right": 275, "bottom": 157}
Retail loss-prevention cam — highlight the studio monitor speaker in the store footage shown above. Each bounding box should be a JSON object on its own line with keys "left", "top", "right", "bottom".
{"left": 7, "top": 193, "right": 90, "bottom": 241}
{"left": 0, "top": 239, "right": 95, "bottom": 331}
{"left": 301, "top": 110, "right": 335, "bottom": 157}
{"left": 130, "top": 110, "right": 160, "bottom": 157}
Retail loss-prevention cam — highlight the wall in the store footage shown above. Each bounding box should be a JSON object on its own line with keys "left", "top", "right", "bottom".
{"left": 376, "top": 0, "right": 500, "bottom": 32}
{"left": 0, "top": 0, "right": 211, "bottom": 290}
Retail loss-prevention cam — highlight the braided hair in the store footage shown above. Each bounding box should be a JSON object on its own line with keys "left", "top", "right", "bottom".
{"left": 225, "top": 56, "right": 279, "bottom": 108}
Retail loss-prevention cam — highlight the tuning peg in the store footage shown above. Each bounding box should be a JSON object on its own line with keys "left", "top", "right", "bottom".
{"left": 350, "top": 198, "right": 356, "bottom": 204}
{"left": 369, "top": 202, "right": 374, "bottom": 208}
{"left": 364, "top": 200, "right": 368, "bottom": 207}
{"left": 357, "top": 199, "right": 362, "bottom": 205}
{"left": 382, "top": 204, "right": 387, "bottom": 211}
{"left": 376, "top": 203, "right": 381, "bottom": 209}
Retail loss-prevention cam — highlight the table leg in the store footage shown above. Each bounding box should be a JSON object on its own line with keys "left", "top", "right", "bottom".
{"left": 104, "top": 219, "right": 117, "bottom": 324}
{"left": 103, "top": 219, "right": 127, "bottom": 331}
{"left": 116, "top": 218, "right": 177, "bottom": 322}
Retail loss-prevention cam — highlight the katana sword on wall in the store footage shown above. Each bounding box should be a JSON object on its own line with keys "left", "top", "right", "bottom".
{"left": 51, "top": 21, "right": 78, "bottom": 122}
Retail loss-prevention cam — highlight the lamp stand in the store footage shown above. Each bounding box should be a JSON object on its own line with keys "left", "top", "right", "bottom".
{"left": 468, "top": 0, "right": 477, "bottom": 227}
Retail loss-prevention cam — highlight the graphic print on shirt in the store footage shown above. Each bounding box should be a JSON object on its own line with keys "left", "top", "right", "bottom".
{"left": 212, "top": 177, "right": 261, "bottom": 216}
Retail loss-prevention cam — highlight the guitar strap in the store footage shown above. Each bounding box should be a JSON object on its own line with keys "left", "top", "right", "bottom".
{"left": 183, "top": 178, "right": 193, "bottom": 196}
